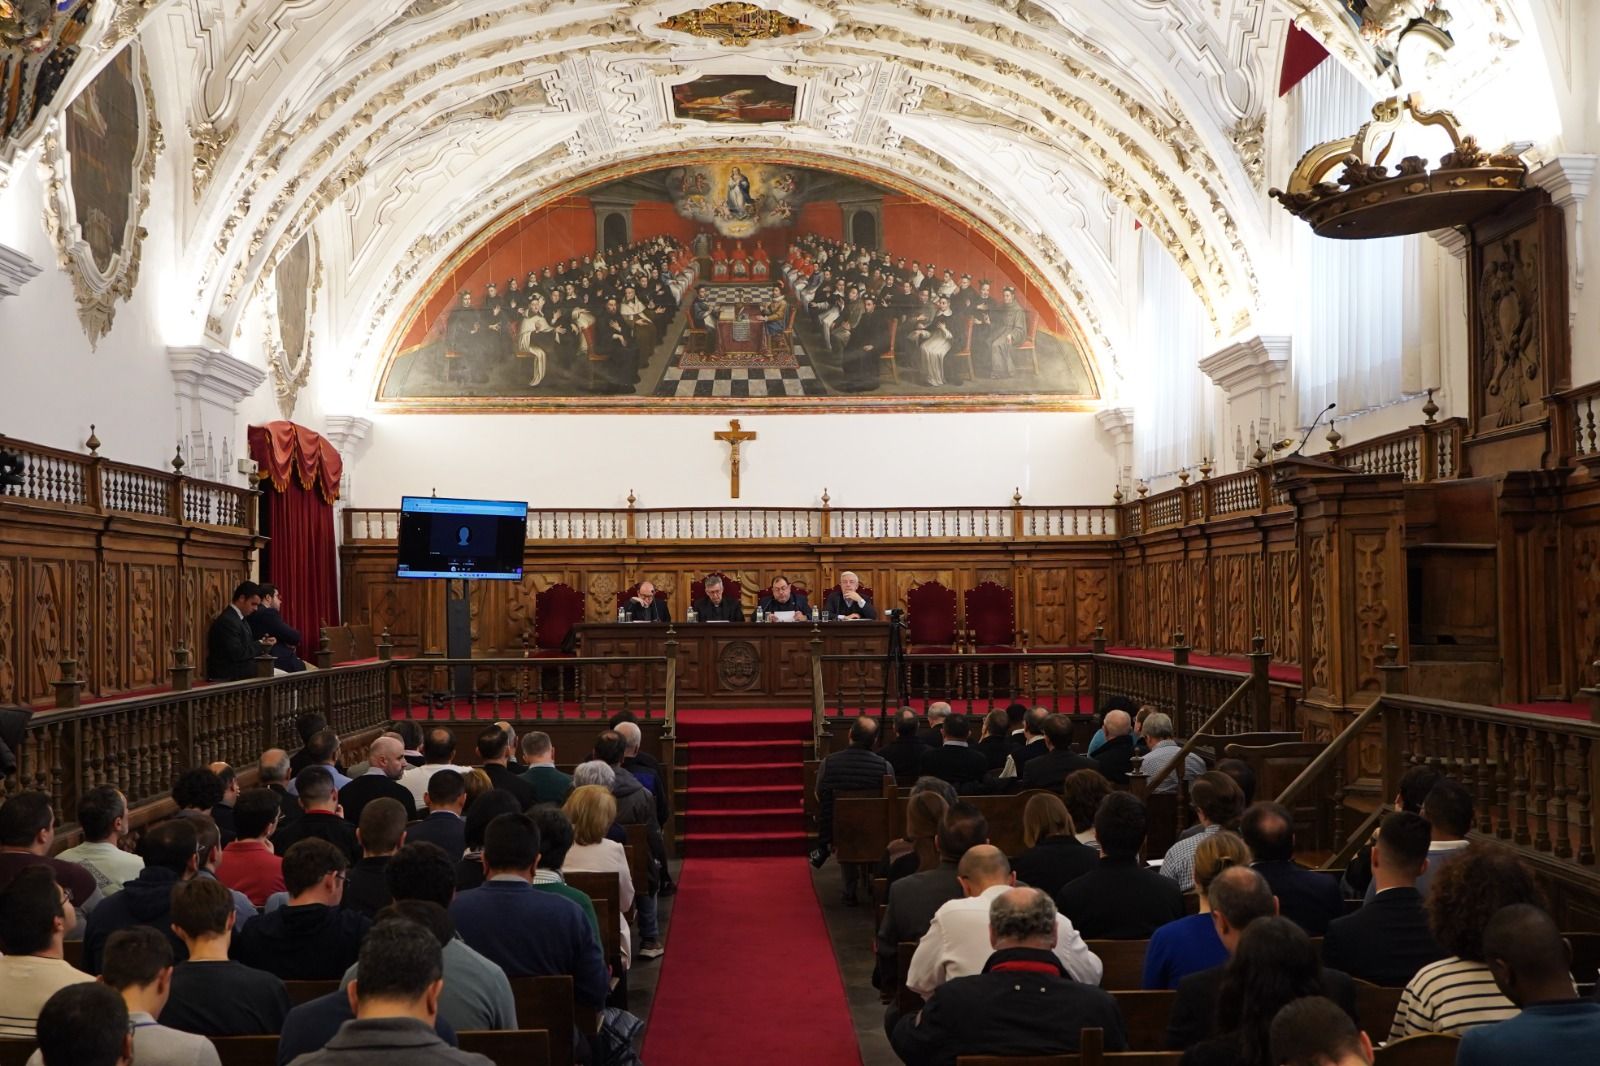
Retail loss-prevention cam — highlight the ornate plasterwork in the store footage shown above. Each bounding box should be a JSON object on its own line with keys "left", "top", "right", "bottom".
{"left": 263, "top": 228, "right": 322, "bottom": 418}
{"left": 39, "top": 43, "right": 163, "bottom": 347}
{"left": 656, "top": 2, "right": 814, "bottom": 47}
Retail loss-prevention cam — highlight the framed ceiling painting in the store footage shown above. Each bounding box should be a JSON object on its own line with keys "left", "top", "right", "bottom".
{"left": 377, "top": 155, "right": 1099, "bottom": 412}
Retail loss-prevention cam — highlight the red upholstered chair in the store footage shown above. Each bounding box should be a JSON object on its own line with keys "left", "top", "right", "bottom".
{"left": 964, "top": 581, "right": 1018, "bottom": 651}
{"left": 690, "top": 572, "right": 745, "bottom": 603}
{"left": 615, "top": 583, "right": 642, "bottom": 611}
{"left": 905, "top": 581, "right": 958, "bottom": 652}
{"left": 532, "top": 583, "right": 583, "bottom": 656}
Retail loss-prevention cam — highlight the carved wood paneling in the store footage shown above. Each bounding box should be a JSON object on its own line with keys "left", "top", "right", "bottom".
{"left": 1353, "top": 533, "right": 1390, "bottom": 692}
{"left": 1072, "top": 568, "right": 1109, "bottom": 645}
{"left": 1307, "top": 535, "right": 1330, "bottom": 692}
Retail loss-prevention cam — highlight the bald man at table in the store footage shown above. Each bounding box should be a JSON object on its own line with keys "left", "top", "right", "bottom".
{"left": 822, "top": 571, "right": 877, "bottom": 620}
{"left": 623, "top": 580, "right": 672, "bottom": 622}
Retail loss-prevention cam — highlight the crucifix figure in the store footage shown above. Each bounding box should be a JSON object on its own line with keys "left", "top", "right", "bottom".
{"left": 714, "top": 418, "right": 757, "bottom": 499}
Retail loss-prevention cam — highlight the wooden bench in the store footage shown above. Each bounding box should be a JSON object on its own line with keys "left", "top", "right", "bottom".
{"left": 835, "top": 787, "right": 1048, "bottom": 863}
{"left": 1087, "top": 939, "right": 1148, "bottom": 990}
{"left": 624, "top": 824, "right": 651, "bottom": 899}
{"left": 1354, "top": 980, "right": 1406, "bottom": 1043}
{"left": 510, "top": 975, "right": 582, "bottom": 1066}
{"left": 1372, "top": 1032, "right": 1461, "bottom": 1065}
{"left": 283, "top": 979, "right": 341, "bottom": 1006}
{"left": 1108, "top": 990, "right": 1177, "bottom": 1052}
{"left": 459, "top": 1028, "right": 553, "bottom": 1066}
{"left": 212, "top": 1035, "right": 280, "bottom": 1066}
{"left": 0, "top": 1042, "right": 35, "bottom": 1066}
{"left": 568, "top": 869, "right": 625, "bottom": 967}
{"left": 956, "top": 1025, "right": 1184, "bottom": 1064}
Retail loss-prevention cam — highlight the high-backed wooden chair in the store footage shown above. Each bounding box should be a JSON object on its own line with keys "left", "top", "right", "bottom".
{"left": 567, "top": 869, "right": 625, "bottom": 966}
{"left": 283, "top": 979, "right": 340, "bottom": 1006}
{"left": 964, "top": 580, "right": 1018, "bottom": 651}
{"left": 211, "top": 1036, "right": 280, "bottom": 1066}
{"left": 623, "top": 823, "right": 652, "bottom": 894}
{"left": 951, "top": 317, "right": 977, "bottom": 382}
{"left": 1108, "top": 990, "right": 1177, "bottom": 1051}
{"left": 1087, "top": 939, "right": 1149, "bottom": 990}
{"left": 1014, "top": 309, "right": 1040, "bottom": 373}
{"left": 881, "top": 317, "right": 900, "bottom": 382}
{"left": 1354, "top": 980, "right": 1406, "bottom": 1043}
{"left": 906, "top": 580, "right": 958, "bottom": 651}
{"left": 583, "top": 324, "right": 606, "bottom": 388}
{"left": 459, "top": 1030, "right": 552, "bottom": 1066}
{"left": 509, "top": 975, "right": 579, "bottom": 1066}
{"left": 533, "top": 582, "right": 584, "bottom": 655}
{"left": 1372, "top": 1033, "right": 1461, "bottom": 1065}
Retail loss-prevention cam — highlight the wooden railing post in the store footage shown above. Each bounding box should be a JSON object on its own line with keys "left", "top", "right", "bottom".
{"left": 316, "top": 627, "right": 335, "bottom": 670}
{"left": 377, "top": 628, "right": 394, "bottom": 661}
{"left": 625, "top": 490, "right": 637, "bottom": 542}
{"left": 1011, "top": 487, "right": 1024, "bottom": 539}
{"left": 1170, "top": 629, "right": 1189, "bottom": 732}
{"left": 1379, "top": 637, "right": 1408, "bottom": 800}
{"left": 1091, "top": 624, "right": 1107, "bottom": 654}
{"left": 170, "top": 642, "right": 194, "bottom": 692}
{"left": 820, "top": 488, "right": 832, "bottom": 540}
{"left": 1171, "top": 629, "right": 1189, "bottom": 667}
{"left": 1379, "top": 634, "right": 1407, "bottom": 696}
{"left": 1248, "top": 634, "right": 1271, "bottom": 731}
{"left": 254, "top": 650, "right": 276, "bottom": 679}
{"left": 52, "top": 655, "right": 84, "bottom": 709}
{"left": 810, "top": 620, "right": 828, "bottom": 747}
{"left": 663, "top": 625, "right": 678, "bottom": 739}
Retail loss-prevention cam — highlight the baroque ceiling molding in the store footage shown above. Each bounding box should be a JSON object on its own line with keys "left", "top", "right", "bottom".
{"left": 653, "top": 2, "right": 819, "bottom": 47}
{"left": 263, "top": 227, "right": 322, "bottom": 418}
{"left": 38, "top": 42, "right": 163, "bottom": 346}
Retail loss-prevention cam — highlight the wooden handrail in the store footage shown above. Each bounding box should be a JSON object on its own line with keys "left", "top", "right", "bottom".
{"left": 1143, "top": 676, "right": 1251, "bottom": 794}
{"left": 1276, "top": 694, "right": 1384, "bottom": 809}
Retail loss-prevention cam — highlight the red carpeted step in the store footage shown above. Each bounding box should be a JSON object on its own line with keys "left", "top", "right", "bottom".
{"left": 682, "top": 739, "right": 805, "bottom": 765}
{"left": 686, "top": 761, "right": 803, "bottom": 788}
{"left": 686, "top": 808, "right": 805, "bottom": 834}
{"left": 683, "top": 785, "right": 803, "bottom": 812}
{"left": 677, "top": 719, "right": 811, "bottom": 743}
{"left": 682, "top": 832, "right": 812, "bottom": 859}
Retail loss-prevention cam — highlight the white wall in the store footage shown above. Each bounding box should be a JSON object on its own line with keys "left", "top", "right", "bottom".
{"left": 344, "top": 411, "right": 1118, "bottom": 509}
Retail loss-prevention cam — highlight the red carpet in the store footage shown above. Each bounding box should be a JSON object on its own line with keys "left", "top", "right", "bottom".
{"left": 679, "top": 708, "right": 812, "bottom": 857}
{"left": 641, "top": 857, "right": 862, "bottom": 1066}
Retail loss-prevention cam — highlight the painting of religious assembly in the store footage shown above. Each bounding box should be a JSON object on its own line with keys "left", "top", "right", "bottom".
{"left": 378, "top": 160, "right": 1097, "bottom": 409}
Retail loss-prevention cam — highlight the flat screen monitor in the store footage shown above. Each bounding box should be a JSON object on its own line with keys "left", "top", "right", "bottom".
{"left": 395, "top": 496, "right": 527, "bottom": 580}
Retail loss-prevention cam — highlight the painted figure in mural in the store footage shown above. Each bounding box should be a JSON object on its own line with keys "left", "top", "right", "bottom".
{"left": 726, "top": 166, "right": 753, "bottom": 218}
{"left": 989, "top": 287, "right": 1029, "bottom": 378}
{"left": 517, "top": 291, "right": 557, "bottom": 387}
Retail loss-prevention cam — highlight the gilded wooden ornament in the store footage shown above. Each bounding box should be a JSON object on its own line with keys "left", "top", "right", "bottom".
{"left": 657, "top": 3, "right": 812, "bottom": 47}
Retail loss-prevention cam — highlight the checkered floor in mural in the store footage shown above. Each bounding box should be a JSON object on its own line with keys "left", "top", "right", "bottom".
{"left": 655, "top": 284, "right": 827, "bottom": 397}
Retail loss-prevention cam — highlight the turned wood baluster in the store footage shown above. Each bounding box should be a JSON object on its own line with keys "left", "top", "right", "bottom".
{"left": 1474, "top": 719, "right": 1493, "bottom": 835}
{"left": 1533, "top": 730, "right": 1553, "bottom": 853}
{"left": 1575, "top": 737, "right": 1594, "bottom": 864}
{"left": 1512, "top": 726, "right": 1532, "bottom": 847}
{"left": 1552, "top": 734, "right": 1573, "bottom": 861}
{"left": 1494, "top": 722, "right": 1512, "bottom": 838}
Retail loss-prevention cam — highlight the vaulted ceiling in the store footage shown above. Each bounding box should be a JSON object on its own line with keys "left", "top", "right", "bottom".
{"left": 1, "top": 0, "right": 1567, "bottom": 401}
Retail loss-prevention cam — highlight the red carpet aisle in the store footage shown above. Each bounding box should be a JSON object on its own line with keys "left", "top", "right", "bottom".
{"left": 640, "top": 856, "right": 864, "bottom": 1066}
{"left": 678, "top": 708, "right": 810, "bottom": 857}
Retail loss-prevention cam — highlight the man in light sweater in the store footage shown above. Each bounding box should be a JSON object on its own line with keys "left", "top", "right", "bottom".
{"left": 56, "top": 786, "right": 143, "bottom": 896}
{"left": 0, "top": 867, "right": 95, "bottom": 1038}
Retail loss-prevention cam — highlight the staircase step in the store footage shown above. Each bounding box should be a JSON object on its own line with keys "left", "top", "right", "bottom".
{"left": 685, "top": 830, "right": 809, "bottom": 858}
{"left": 682, "top": 739, "right": 805, "bottom": 765}
{"left": 678, "top": 719, "right": 812, "bottom": 743}
{"left": 683, "top": 785, "right": 803, "bottom": 812}
{"left": 687, "top": 762, "right": 803, "bottom": 788}
{"left": 686, "top": 808, "right": 805, "bottom": 834}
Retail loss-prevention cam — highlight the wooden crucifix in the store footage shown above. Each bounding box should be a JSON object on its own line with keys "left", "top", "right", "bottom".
{"left": 714, "top": 419, "right": 757, "bottom": 499}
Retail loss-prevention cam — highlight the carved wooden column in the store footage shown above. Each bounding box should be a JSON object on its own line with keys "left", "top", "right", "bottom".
{"left": 1286, "top": 460, "right": 1408, "bottom": 793}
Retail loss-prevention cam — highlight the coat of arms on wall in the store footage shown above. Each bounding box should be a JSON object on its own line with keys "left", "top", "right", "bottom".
{"left": 266, "top": 230, "right": 321, "bottom": 418}
{"left": 657, "top": 3, "right": 812, "bottom": 47}
{"left": 40, "top": 43, "right": 161, "bottom": 346}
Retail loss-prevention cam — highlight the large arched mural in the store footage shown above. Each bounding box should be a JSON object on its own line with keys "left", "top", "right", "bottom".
{"left": 378, "top": 157, "right": 1098, "bottom": 411}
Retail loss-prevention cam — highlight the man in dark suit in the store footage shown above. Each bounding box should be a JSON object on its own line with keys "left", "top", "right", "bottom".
{"left": 248, "top": 584, "right": 308, "bottom": 672}
{"left": 917, "top": 715, "right": 989, "bottom": 789}
{"left": 974, "top": 709, "right": 1014, "bottom": 771}
{"left": 206, "top": 581, "right": 269, "bottom": 681}
{"left": 1006, "top": 706, "right": 1050, "bottom": 777}
{"left": 876, "top": 804, "right": 988, "bottom": 992}
{"left": 1321, "top": 811, "right": 1445, "bottom": 986}
{"left": 1092, "top": 709, "right": 1137, "bottom": 785}
{"left": 690, "top": 574, "right": 744, "bottom": 622}
{"left": 1166, "top": 867, "right": 1359, "bottom": 1050}
{"left": 822, "top": 571, "right": 877, "bottom": 620}
{"left": 336, "top": 735, "right": 417, "bottom": 826}
{"left": 881, "top": 710, "right": 931, "bottom": 784}
{"left": 887, "top": 886, "right": 1126, "bottom": 1066}
{"left": 475, "top": 725, "right": 536, "bottom": 809}
{"left": 1242, "top": 801, "right": 1344, "bottom": 936}
{"left": 1055, "top": 792, "right": 1185, "bottom": 939}
{"left": 271, "top": 767, "right": 360, "bottom": 863}
{"left": 758, "top": 575, "right": 812, "bottom": 620}
{"left": 257, "top": 748, "right": 303, "bottom": 826}
{"left": 403, "top": 768, "right": 468, "bottom": 862}
{"left": 916, "top": 704, "right": 949, "bottom": 748}
{"left": 813, "top": 717, "right": 894, "bottom": 901}
{"left": 621, "top": 580, "right": 671, "bottom": 622}
{"left": 1020, "top": 713, "right": 1099, "bottom": 792}
{"left": 840, "top": 294, "right": 891, "bottom": 392}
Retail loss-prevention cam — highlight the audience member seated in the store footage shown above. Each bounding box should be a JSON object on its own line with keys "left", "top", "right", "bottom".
{"left": 1019, "top": 713, "right": 1099, "bottom": 792}
{"left": 258, "top": 748, "right": 304, "bottom": 826}
{"left": 975, "top": 709, "right": 1015, "bottom": 771}
{"left": 455, "top": 790, "right": 522, "bottom": 891}
{"left": 55, "top": 785, "right": 143, "bottom": 897}
{"left": 1456, "top": 903, "right": 1600, "bottom": 1065}
{"left": 192, "top": 814, "right": 258, "bottom": 930}
{"left": 518, "top": 730, "right": 574, "bottom": 804}
{"left": 1181, "top": 917, "right": 1343, "bottom": 1066}
{"left": 1270, "top": 995, "right": 1376, "bottom": 1066}
{"left": 209, "top": 762, "right": 241, "bottom": 841}
{"left": 882, "top": 710, "right": 932, "bottom": 784}
{"left": 1160, "top": 771, "right": 1245, "bottom": 890}
{"left": 887, "top": 887, "right": 1126, "bottom": 1066}
{"left": 289, "top": 713, "right": 335, "bottom": 777}
{"left": 273, "top": 766, "right": 361, "bottom": 863}
{"left": 84, "top": 818, "right": 201, "bottom": 972}
{"left": 400, "top": 728, "right": 471, "bottom": 809}
{"left": 0, "top": 867, "right": 94, "bottom": 1037}
{"left": 1084, "top": 696, "right": 1142, "bottom": 756}
{"left": 1056, "top": 792, "right": 1185, "bottom": 939}
{"left": 284, "top": 919, "right": 493, "bottom": 1066}
{"left": 813, "top": 716, "right": 894, "bottom": 902}
{"left": 379, "top": 844, "right": 517, "bottom": 1032}
{"left": 338, "top": 736, "right": 419, "bottom": 825}
{"left": 0, "top": 790, "right": 100, "bottom": 913}
{"left": 1391, "top": 843, "right": 1546, "bottom": 1039}
{"left": 875, "top": 803, "right": 989, "bottom": 993}
{"left": 876, "top": 785, "right": 949, "bottom": 889}
{"left": 1093, "top": 709, "right": 1138, "bottom": 785}
{"left": 1136, "top": 713, "right": 1206, "bottom": 793}
{"left": 448, "top": 813, "right": 609, "bottom": 1013}
{"left": 592, "top": 730, "right": 667, "bottom": 959}
{"left": 1342, "top": 763, "right": 1439, "bottom": 898}
{"left": 1241, "top": 801, "right": 1342, "bottom": 936}
{"left": 217, "top": 788, "right": 286, "bottom": 906}
{"left": 1215, "top": 757, "right": 1257, "bottom": 806}
{"left": 1004, "top": 706, "right": 1051, "bottom": 778}
{"left": 405, "top": 769, "right": 469, "bottom": 863}
{"left": 1322, "top": 811, "right": 1446, "bottom": 987}
{"left": 907, "top": 845, "right": 1101, "bottom": 998}
{"left": 343, "top": 797, "right": 407, "bottom": 918}
{"left": 1366, "top": 777, "right": 1474, "bottom": 903}
{"left": 917, "top": 714, "right": 989, "bottom": 789}
{"left": 1144, "top": 830, "right": 1251, "bottom": 990}
{"left": 1166, "top": 866, "right": 1358, "bottom": 1050}
{"left": 172, "top": 768, "right": 229, "bottom": 842}
{"left": 461, "top": 767, "right": 494, "bottom": 811}
{"left": 31, "top": 982, "right": 129, "bottom": 1066}
{"left": 1063, "top": 768, "right": 1110, "bottom": 850}
{"left": 564, "top": 784, "right": 636, "bottom": 966}
{"left": 393, "top": 721, "right": 426, "bottom": 768}
{"left": 917, "top": 703, "right": 951, "bottom": 747}
{"left": 474, "top": 725, "right": 536, "bottom": 809}
{"left": 614, "top": 716, "right": 670, "bottom": 831}
{"left": 1011, "top": 792, "right": 1098, "bottom": 896}
{"left": 289, "top": 731, "right": 352, "bottom": 796}
{"left": 529, "top": 805, "right": 604, "bottom": 942}
{"left": 163, "top": 877, "right": 291, "bottom": 1037}
{"left": 249, "top": 583, "right": 309, "bottom": 673}
{"left": 232, "top": 838, "right": 372, "bottom": 980}
{"left": 33, "top": 927, "right": 224, "bottom": 1066}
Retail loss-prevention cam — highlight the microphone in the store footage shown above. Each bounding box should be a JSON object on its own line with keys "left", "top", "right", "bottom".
{"left": 1291, "top": 402, "right": 1337, "bottom": 456}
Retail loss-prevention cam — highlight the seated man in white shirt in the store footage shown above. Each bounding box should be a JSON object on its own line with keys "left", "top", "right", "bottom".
{"left": 906, "top": 844, "right": 1101, "bottom": 998}
{"left": 56, "top": 786, "right": 144, "bottom": 897}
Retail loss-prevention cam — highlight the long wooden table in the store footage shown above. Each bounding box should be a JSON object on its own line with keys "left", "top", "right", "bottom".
{"left": 574, "top": 620, "right": 889, "bottom": 707}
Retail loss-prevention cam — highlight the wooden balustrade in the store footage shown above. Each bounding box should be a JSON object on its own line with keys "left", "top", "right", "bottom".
{"left": 1552, "top": 382, "right": 1600, "bottom": 467}
{"left": 1332, "top": 416, "right": 1467, "bottom": 483}
{"left": 388, "top": 655, "right": 672, "bottom": 723}
{"left": 0, "top": 433, "right": 256, "bottom": 530}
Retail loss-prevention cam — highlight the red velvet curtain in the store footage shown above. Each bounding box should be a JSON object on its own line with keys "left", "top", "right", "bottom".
{"left": 247, "top": 422, "right": 342, "bottom": 657}
{"left": 1278, "top": 22, "right": 1330, "bottom": 96}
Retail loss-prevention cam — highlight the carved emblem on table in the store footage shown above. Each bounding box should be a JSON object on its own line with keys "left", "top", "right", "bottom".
{"left": 717, "top": 640, "right": 760, "bottom": 690}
